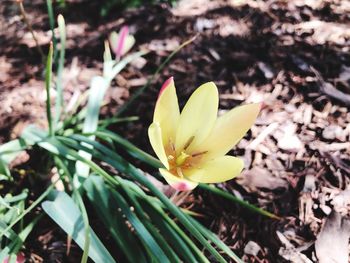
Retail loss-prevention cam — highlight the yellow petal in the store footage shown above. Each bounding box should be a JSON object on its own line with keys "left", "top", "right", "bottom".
{"left": 175, "top": 82, "right": 218, "bottom": 153}
{"left": 185, "top": 156, "right": 244, "bottom": 183}
{"left": 153, "top": 77, "right": 180, "bottom": 146}
{"left": 148, "top": 122, "right": 169, "bottom": 169}
{"left": 195, "top": 103, "right": 261, "bottom": 161}
{"left": 159, "top": 168, "right": 198, "bottom": 191}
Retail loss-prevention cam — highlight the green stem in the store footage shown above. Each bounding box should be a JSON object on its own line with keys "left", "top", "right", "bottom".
{"left": 46, "top": 0, "right": 58, "bottom": 60}
{"left": 199, "top": 184, "right": 281, "bottom": 220}
{"left": 54, "top": 14, "right": 66, "bottom": 129}
{"left": 45, "top": 43, "right": 54, "bottom": 136}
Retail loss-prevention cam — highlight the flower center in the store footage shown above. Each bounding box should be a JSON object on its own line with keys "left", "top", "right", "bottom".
{"left": 175, "top": 151, "right": 190, "bottom": 166}
{"left": 165, "top": 136, "right": 208, "bottom": 178}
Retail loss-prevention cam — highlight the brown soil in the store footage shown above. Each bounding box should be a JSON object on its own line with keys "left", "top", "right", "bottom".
{"left": 1, "top": 0, "right": 350, "bottom": 262}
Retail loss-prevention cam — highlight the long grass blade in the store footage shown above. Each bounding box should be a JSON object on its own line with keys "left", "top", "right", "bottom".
{"left": 115, "top": 179, "right": 181, "bottom": 262}
{"left": 186, "top": 215, "right": 244, "bottom": 263}
{"left": 94, "top": 130, "right": 160, "bottom": 168}
{"left": 110, "top": 190, "right": 170, "bottom": 263}
{"left": 84, "top": 176, "right": 148, "bottom": 263}
{"left": 0, "top": 138, "right": 30, "bottom": 164}
{"left": 46, "top": 0, "right": 57, "bottom": 58}
{"left": 54, "top": 14, "right": 66, "bottom": 128}
{"left": 45, "top": 43, "right": 54, "bottom": 136}
{"left": 141, "top": 200, "right": 207, "bottom": 263}
{"left": 42, "top": 191, "right": 115, "bottom": 263}
{"left": 74, "top": 76, "right": 109, "bottom": 187}
{"left": 54, "top": 156, "right": 92, "bottom": 263}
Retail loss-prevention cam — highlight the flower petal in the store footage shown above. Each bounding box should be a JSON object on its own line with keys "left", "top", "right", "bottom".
{"left": 159, "top": 168, "right": 198, "bottom": 191}
{"left": 116, "top": 26, "right": 129, "bottom": 57}
{"left": 175, "top": 82, "right": 218, "bottom": 153}
{"left": 195, "top": 103, "right": 261, "bottom": 161}
{"left": 121, "top": 36, "right": 135, "bottom": 55}
{"left": 185, "top": 156, "right": 244, "bottom": 183}
{"left": 153, "top": 77, "right": 180, "bottom": 146}
{"left": 148, "top": 122, "right": 169, "bottom": 169}
{"left": 109, "top": 31, "right": 119, "bottom": 55}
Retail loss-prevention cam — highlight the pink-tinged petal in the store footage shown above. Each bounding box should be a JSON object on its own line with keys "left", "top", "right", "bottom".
{"left": 109, "top": 26, "right": 135, "bottom": 58}
{"left": 159, "top": 168, "right": 198, "bottom": 191}
{"left": 153, "top": 77, "right": 180, "bottom": 146}
{"left": 158, "top": 77, "right": 174, "bottom": 99}
{"left": 148, "top": 122, "right": 169, "bottom": 169}
{"left": 175, "top": 82, "right": 218, "bottom": 154}
{"left": 116, "top": 26, "right": 129, "bottom": 58}
{"left": 195, "top": 103, "right": 261, "bottom": 161}
{"left": 185, "top": 155, "right": 244, "bottom": 183}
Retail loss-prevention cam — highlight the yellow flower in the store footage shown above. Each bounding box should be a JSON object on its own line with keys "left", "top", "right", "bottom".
{"left": 148, "top": 77, "right": 261, "bottom": 191}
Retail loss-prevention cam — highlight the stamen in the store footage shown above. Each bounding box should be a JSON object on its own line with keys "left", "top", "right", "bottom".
{"left": 167, "top": 137, "right": 176, "bottom": 152}
{"left": 170, "top": 141, "right": 175, "bottom": 152}
{"left": 168, "top": 155, "right": 174, "bottom": 160}
{"left": 191, "top": 151, "right": 208, "bottom": 158}
{"left": 183, "top": 136, "right": 195, "bottom": 150}
{"left": 176, "top": 167, "right": 184, "bottom": 178}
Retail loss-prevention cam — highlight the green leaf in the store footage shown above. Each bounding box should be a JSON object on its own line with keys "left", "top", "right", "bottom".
{"left": 0, "top": 157, "right": 10, "bottom": 179}
{"left": 186, "top": 216, "right": 244, "bottom": 263}
{"left": 0, "top": 221, "right": 18, "bottom": 241}
{"left": 0, "top": 215, "right": 41, "bottom": 263}
{"left": 73, "top": 49, "right": 145, "bottom": 187}
{"left": 110, "top": 190, "right": 170, "bottom": 263}
{"left": 84, "top": 176, "right": 148, "bottom": 263}
{"left": 0, "top": 138, "right": 30, "bottom": 164}
{"left": 74, "top": 75, "right": 109, "bottom": 187}
{"left": 45, "top": 42, "right": 54, "bottom": 136}
{"left": 55, "top": 135, "right": 227, "bottom": 262}
{"left": 0, "top": 180, "right": 54, "bottom": 240}
{"left": 54, "top": 14, "right": 66, "bottom": 127}
{"left": 95, "top": 130, "right": 161, "bottom": 168}
{"left": 42, "top": 191, "right": 116, "bottom": 263}
{"left": 141, "top": 200, "right": 203, "bottom": 263}
{"left": 46, "top": 0, "right": 57, "bottom": 55}
{"left": 22, "top": 130, "right": 229, "bottom": 262}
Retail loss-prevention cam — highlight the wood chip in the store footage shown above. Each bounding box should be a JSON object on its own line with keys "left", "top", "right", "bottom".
{"left": 315, "top": 211, "right": 350, "bottom": 263}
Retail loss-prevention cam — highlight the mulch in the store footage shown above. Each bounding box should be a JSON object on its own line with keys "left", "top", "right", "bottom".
{"left": 1, "top": 0, "right": 350, "bottom": 262}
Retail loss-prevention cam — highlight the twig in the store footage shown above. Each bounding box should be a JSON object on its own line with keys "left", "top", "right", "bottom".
{"left": 311, "top": 66, "right": 350, "bottom": 105}
{"left": 16, "top": 0, "right": 45, "bottom": 61}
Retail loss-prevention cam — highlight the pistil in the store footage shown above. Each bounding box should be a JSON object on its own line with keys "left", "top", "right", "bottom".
{"left": 176, "top": 151, "right": 190, "bottom": 166}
